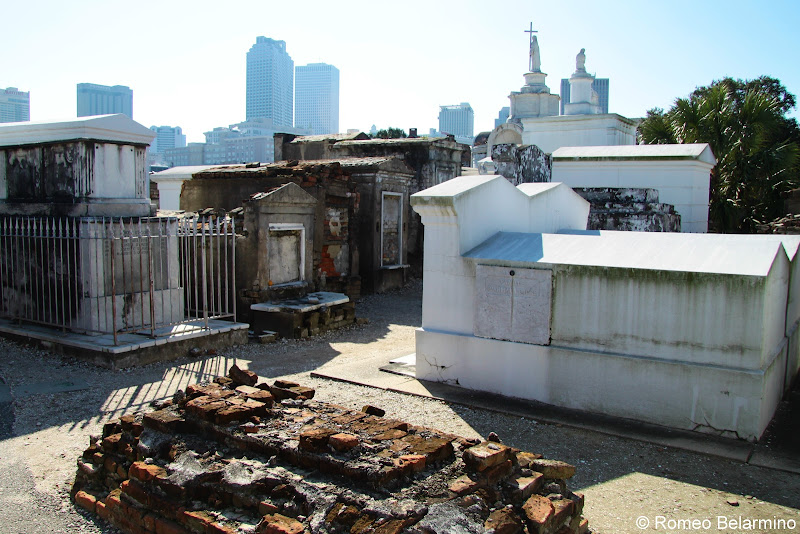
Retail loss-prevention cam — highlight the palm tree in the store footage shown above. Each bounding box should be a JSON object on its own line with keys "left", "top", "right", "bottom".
{"left": 638, "top": 77, "right": 800, "bottom": 232}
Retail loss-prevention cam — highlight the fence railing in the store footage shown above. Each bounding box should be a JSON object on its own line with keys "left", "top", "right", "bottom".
{"left": 0, "top": 215, "right": 235, "bottom": 344}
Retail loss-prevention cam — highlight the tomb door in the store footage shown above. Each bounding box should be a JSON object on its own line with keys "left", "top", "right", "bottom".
{"left": 267, "top": 223, "right": 305, "bottom": 285}
{"left": 380, "top": 192, "right": 403, "bottom": 267}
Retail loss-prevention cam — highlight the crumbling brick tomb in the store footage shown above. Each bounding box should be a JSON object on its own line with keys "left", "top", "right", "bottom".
{"left": 73, "top": 366, "right": 588, "bottom": 534}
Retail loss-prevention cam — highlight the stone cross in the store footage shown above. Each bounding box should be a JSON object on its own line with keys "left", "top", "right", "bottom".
{"left": 525, "top": 22, "right": 541, "bottom": 72}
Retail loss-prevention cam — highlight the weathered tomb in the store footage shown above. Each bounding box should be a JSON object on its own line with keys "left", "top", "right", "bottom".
{"left": 552, "top": 144, "right": 715, "bottom": 233}
{"left": 0, "top": 116, "right": 184, "bottom": 335}
{"left": 72, "top": 366, "right": 589, "bottom": 534}
{"left": 179, "top": 157, "right": 415, "bottom": 297}
{"left": 412, "top": 175, "right": 800, "bottom": 441}
{"left": 572, "top": 187, "right": 681, "bottom": 232}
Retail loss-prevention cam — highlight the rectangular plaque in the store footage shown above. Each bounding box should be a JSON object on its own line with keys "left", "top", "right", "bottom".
{"left": 474, "top": 265, "right": 552, "bottom": 345}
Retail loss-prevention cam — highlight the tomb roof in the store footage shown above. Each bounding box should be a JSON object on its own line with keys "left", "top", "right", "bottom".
{"left": 552, "top": 143, "right": 716, "bottom": 165}
{"left": 150, "top": 165, "right": 230, "bottom": 181}
{"left": 464, "top": 230, "right": 792, "bottom": 276}
{"left": 289, "top": 132, "right": 368, "bottom": 143}
{"left": 0, "top": 114, "right": 155, "bottom": 147}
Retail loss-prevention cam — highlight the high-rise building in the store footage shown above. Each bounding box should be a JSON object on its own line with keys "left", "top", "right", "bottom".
{"left": 0, "top": 87, "right": 30, "bottom": 123}
{"left": 438, "top": 102, "right": 474, "bottom": 138}
{"left": 77, "top": 83, "right": 133, "bottom": 118}
{"left": 295, "top": 63, "right": 340, "bottom": 135}
{"left": 246, "top": 36, "right": 294, "bottom": 127}
{"left": 495, "top": 107, "right": 510, "bottom": 128}
{"left": 149, "top": 126, "right": 186, "bottom": 154}
{"left": 560, "top": 78, "right": 609, "bottom": 115}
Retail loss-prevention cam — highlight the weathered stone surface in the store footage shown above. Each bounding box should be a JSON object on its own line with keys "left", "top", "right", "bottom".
{"left": 507, "top": 472, "right": 544, "bottom": 501}
{"left": 129, "top": 461, "right": 167, "bottom": 483}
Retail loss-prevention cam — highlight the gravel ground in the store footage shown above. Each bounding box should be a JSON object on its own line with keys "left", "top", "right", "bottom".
{"left": 0, "top": 280, "right": 798, "bottom": 533}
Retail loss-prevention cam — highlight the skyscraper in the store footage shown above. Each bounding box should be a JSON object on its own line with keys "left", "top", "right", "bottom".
{"left": 149, "top": 126, "right": 186, "bottom": 154}
{"left": 0, "top": 87, "right": 30, "bottom": 123}
{"left": 77, "top": 83, "right": 133, "bottom": 118}
{"left": 560, "top": 78, "right": 609, "bottom": 115}
{"left": 246, "top": 36, "right": 294, "bottom": 127}
{"left": 295, "top": 63, "right": 340, "bottom": 135}
{"left": 438, "top": 103, "right": 474, "bottom": 138}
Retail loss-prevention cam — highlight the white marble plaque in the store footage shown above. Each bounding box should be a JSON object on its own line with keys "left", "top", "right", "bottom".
{"left": 474, "top": 265, "right": 552, "bottom": 345}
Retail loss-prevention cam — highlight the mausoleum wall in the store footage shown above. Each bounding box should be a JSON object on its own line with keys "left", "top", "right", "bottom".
{"left": 552, "top": 157, "right": 713, "bottom": 233}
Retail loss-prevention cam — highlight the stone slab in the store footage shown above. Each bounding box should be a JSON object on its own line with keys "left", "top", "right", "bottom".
{"left": 474, "top": 265, "right": 552, "bottom": 345}
{"left": 250, "top": 292, "right": 349, "bottom": 313}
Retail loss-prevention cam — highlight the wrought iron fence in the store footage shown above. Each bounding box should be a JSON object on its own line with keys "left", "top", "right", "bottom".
{"left": 0, "top": 215, "right": 235, "bottom": 344}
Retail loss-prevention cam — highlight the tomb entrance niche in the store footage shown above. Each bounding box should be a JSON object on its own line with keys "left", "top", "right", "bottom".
{"left": 381, "top": 192, "right": 403, "bottom": 267}
{"left": 267, "top": 223, "right": 304, "bottom": 286}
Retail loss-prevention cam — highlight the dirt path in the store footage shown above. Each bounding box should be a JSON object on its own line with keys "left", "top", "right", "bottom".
{"left": 0, "top": 281, "right": 797, "bottom": 533}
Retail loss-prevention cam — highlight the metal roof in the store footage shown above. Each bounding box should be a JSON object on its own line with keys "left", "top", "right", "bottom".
{"left": 464, "top": 230, "right": 789, "bottom": 277}
{"left": 552, "top": 143, "right": 716, "bottom": 165}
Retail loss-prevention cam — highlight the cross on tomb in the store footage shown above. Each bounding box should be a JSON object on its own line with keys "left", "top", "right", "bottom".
{"left": 525, "top": 22, "right": 541, "bottom": 72}
{"left": 524, "top": 22, "right": 538, "bottom": 45}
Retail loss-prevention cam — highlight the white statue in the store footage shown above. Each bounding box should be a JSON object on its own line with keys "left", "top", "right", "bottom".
{"left": 530, "top": 35, "right": 541, "bottom": 72}
{"left": 576, "top": 48, "right": 586, "bottom": 71}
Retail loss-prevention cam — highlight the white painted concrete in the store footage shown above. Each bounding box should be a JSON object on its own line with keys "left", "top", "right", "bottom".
{"left": 552, "top": 144, "right": 716, "bottom": 233}
{"left": 150, "top": 165, "right": 227, "bottom": 210}
{"left": 0, "top": 114, "right": 155, "bottom": 147}
{"left": 412, "top": 176, "right": 799, "bottom": 441}
{"left": 519, "top": 114, "right": 638, "bottom": 153}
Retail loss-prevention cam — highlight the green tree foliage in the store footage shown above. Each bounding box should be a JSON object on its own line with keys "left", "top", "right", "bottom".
{"left": 370, "top": 127, "right": 407, "bottom": 139}
{"left": 637, "top": 76, "right": 800, "bottom": 232}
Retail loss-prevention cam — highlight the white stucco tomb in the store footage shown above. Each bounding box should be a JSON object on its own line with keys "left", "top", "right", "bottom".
{"left": 552, "top": 144, "right": 716, "bottom": 232}
{"left": 411, "top": 175, "right": 800, "bottom": 441}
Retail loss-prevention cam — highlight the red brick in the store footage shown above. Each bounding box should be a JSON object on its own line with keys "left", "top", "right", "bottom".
{"left": 394, "top": 454, "right": 426, "bottom": 473}
{"left": 228, "top": 364, "right": 258, "bottom": 386}
{"left": 255, "top": 513, "right": 304, "bottom": 534}
{"left": 485, "top": 508, "right": 524, "bottom": 534}
{"left": 155, "top": 516, "right": 191, "bottom": 534}
{"left": 215, "top": 404, "right": 254, "bottom": 425}
{"left": 529, "top": 459, "right": 575, "bottom": 479}
{"left": 481, "top": 459, "right": 514, "bottom": 485}
{"left": 143, "top": 409, "right": 189, "bottom": 433}
{"left": 181, "top": 510, "right": 215, "bottom": 533}
{"left": 328, "top": 433, "right": 359, "bottom": 452}
{"left": 74, "top": 490, "right": 97, "bottom": 512}
{"left": 299, "top": 427, "right": 337, "bottom": 452}
{"left": 463, "top": 441, "right": 513, "bottom": 472}
{"left": 373, "top": 519, "right": 407, "bottom": 534}
{"left": 208, "top": 522, "right": 237, "bottom": 534}
{"left": 95, "top": 500, "right": 110, "bottom": 521}
{"left": 401, "top": 435, "right": 453, "bottom": 463}
{"left": 551, "top": 498, "right": 575, "bottom": 527}
{"left": 273, "top": 379, "right": 300, "bottom": 389}
{"left": 120, "top": 479, "right": 151, "bottom": 507}
{"left": 508, "top": 472, "right": 544, "bottom": 501}
{"left": 102, "top": 433, "right": 123, "bottom": 453}
{"left": 448, "top": 475, "right": 479, "bottom": 495}
{"left": 259, "top": 501, "right": 280, "bottom": 515}
{"left": 185, "top": 397, "right": 229, "bottom": 420}
{"left": 129, "top": 461, "right": 167, "bottom": 483}
{"left": 361, "top": 404, "right": 385, "bottom": 417}
{"left": 516, "top": 450, "right": 544, "bottom": 467}
{"left": 143, "top": 514, "right": 157, "bottom": 531}
{"left": 522, "top": 495, "right": 554, "bottom": 534}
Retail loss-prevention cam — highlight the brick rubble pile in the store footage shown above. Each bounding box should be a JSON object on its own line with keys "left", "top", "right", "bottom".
{"left": 72, "top": 365, "right": 589, "bottom": 534}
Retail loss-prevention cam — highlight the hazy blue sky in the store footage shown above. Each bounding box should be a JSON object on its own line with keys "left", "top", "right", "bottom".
{"left": 4, "top": 0, "right": 799, "bottom": 142}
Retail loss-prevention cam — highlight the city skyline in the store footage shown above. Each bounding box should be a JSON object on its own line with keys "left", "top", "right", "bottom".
{"left": 3, "top": 0, "right": 799, "bottom": 143}
{"left": 295, "top": 63, "right": 340, "bottom": 135}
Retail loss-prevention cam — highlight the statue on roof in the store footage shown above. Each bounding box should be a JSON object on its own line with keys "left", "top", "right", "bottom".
{"left": 530, "top": 35, "right": 541, "bottom": 72}
{"left": 576, "top": 48, "right": 586, "bottom": 72}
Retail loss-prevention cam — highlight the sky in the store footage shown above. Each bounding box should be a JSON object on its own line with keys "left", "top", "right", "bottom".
{"left": 4, "top": 0, "right": 800, "bottom": 144}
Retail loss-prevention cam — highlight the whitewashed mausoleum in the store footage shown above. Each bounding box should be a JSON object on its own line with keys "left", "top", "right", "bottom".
{"left": 411, "top": 175, "right": 799, "bottom": 441}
